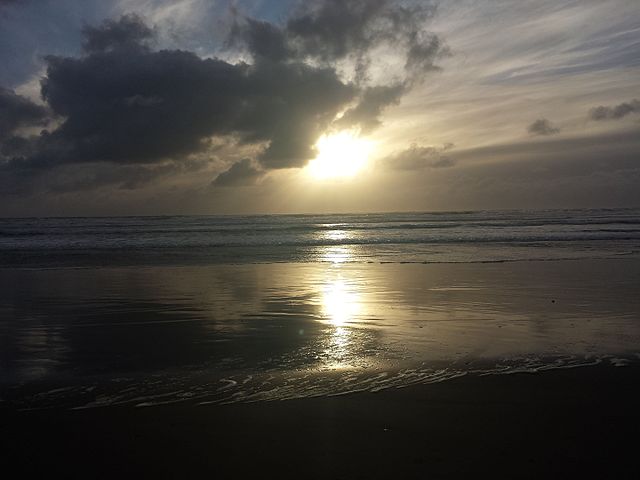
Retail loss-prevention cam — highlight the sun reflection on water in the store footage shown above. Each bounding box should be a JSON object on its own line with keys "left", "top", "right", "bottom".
{"left": 322, "top": 246, "right": 353, "bottom": 263}
{"left": 325, "top": 229, "right": 348, "bottom": 241}
{"left": 321, "top": 279, "right": 361, "bottom": 327}
{"left": 317, "top": 275, "right": 363, "bottom": 369}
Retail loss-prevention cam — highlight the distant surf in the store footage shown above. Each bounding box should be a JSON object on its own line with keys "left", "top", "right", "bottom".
{"left": 1, "top": 208, "right": 639, "bottom": 267}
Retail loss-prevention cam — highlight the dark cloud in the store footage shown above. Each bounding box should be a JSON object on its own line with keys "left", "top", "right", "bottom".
{"left": 212, "top": 158, "right": 263, "bottom": 186}
{"left": 48, "top": 161, "right": 201, "bottom": 193}
{"left": 243, "top": 60, "right": 355, "bottom": 168}
{"left": 284, "top": 0, "right": 440, "bottom": 81}
{"left": 527, "top": 118, "right": 560, "bottom": 136}
{"left": 384, "top": 143, "right": 455, "bottom": 170}
{"left": 232, "top": 0, "right": 444, "bottom": 84}
{"left": 286, "top": 0, "right": 392, "bottom": 61}
{"left": 37, "top": 50, "right": 245, "bottom": 165}
{"left": 589, "top": 99, "right": 640, "bottom": 121}
{"left": 82, "top": 13, "right": 153, "bottom": 53}
{"left": 337, "top": 84, "right": 405, "bottom": 132}
{"left": 35, "top": 46, "right": 353, "bottom": 169}
{"left": 228, "top": 17, "right": 290, "bottom": 62}
{"left": 404, "top": 31, "right": 445, "bottom": 78}
{"left": 227, "top": 0, "right": 446, "bottom": 141}
{"left": 0, "top": 157, "right": 210, "bottom": 196}
{"left": 0, "top": 87, "right": 48, "bottom": 139}
{"left": 1, "top": 15, "right": 354, "bottom": 177}
{"left": 1, "top": 3, "right": 446, "bottom": 196}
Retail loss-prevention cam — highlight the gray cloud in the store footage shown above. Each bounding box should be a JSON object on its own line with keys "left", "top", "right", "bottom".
{"left": 212, "top": 158, "right": 263, "bottom": 186}
{"left": 0, "top": 87, "right": 49, "bottom": 139}
{"left": 527, "top": 118, "right": 560, "bottom": 136}
{"left": 233, "top": 0, "right": 444, "bottom": 84}
{"left": 2, "top": 15, "right": 354, "bottom": 177}
{"left": 285, "top": 0, "right": 440, "bottom": 77}
{"left": 49, "top": 161, "right": 205, "bottom": 193}
{"left": 228, "top": 17, "right": 291, "bottom": 62}
{"left": 452, "top": 129, "right": 640, "bottom": 166}
{"left": 589, "top": 99, "right": 640, "bottom": 121}
{"left": 1, "top": 3, "right": 447, "bottom": 195}
{"left": 82, "top": 13, "right": 154, "bottom": 53}
{"left": 337, "top": 84, "right": 405, "bottom": 132}
{"left": 436, "top": 129, "right": 640, "bottom": 210}
{"left": 230, "top": 0, "right": 446, "bottom": 131}
{"left": 384, "top": 143, "right": 455, "bottom": 170}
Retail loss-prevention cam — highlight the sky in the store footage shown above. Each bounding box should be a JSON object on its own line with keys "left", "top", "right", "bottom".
{"left": 0, "top": 0, "right": 639, "bottom": 216}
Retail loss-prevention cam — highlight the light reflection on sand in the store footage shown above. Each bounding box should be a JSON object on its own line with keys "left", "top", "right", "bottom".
{"left": 2, "top": 259, "right": 640, "bottom": 408}
{"left": 319, "top": 279, "right": 361, "bottom": 327}
{"left": 316, "top": 275, "right": 362, "bottom": 369}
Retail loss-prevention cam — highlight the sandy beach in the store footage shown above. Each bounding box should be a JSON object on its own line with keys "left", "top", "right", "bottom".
{"left": 3, "top": 364, "right": 639, "bottom": 479}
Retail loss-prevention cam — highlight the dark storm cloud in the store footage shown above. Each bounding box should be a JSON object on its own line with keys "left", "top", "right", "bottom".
{"left": 35, "top": 45, "right": 352, "bottom": 168}
{"left": 212, "top": 158, "right": 263, "bottom": 186}
{"left": 0, "top": 2, "right": 446, "bottom": 195}
{"left": 527, "top": 118, "right": 560, "bottom": 136}
{"left": 384, "top": 143, "right": 455, "bottom": 170}
{"left": 0, "top": 87, "right": 49, "bottom": 139}
{"left": 588, "top": 99, "right": 640, "bottom": 121}
{"left": 1, "top": 15, "right": 355, "bottom": 179}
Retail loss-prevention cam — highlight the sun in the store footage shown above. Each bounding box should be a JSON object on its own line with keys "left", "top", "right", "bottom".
{"left": 307, "top": 131, "right": 373, "bottom": 180}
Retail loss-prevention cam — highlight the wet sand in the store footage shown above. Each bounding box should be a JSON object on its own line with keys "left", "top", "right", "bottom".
{"left": 2, "top": 259, "right": 639, "bottom": 477}
{"left": 3, "top": 259, "right": 640, "bottom": 410}
{"left": 3, "top": 364, "right": 639, "bottom": 479}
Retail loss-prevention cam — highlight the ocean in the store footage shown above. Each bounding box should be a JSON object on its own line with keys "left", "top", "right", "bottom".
{"left": 2, "top": 208, "right": 640, "bottom": 267}
{"left": 1, "top": 208, "right": 639, "bottom": 409}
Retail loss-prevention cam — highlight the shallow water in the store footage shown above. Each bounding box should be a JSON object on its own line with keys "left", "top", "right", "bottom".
{"left": 2, "top": 258, "right": 639, "bottom": 409}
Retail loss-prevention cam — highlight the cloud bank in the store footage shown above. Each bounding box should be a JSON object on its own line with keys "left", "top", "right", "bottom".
{"left": 0, "top": 1, "right": 446, "bottom": 194}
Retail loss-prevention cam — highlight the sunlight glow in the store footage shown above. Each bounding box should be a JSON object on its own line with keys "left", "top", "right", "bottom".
{"left": 307, "top": 131, "right": 373, "bottom": 180}
{"left": 321, "top": 245, "right": 353, "bottom": 263}
{"left": 321, "top": 279, "right": 361, "bottom": 327}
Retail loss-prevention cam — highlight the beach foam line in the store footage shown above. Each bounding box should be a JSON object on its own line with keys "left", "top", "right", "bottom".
{"left": 9, "top": 354, "right": 639, "bottom": 411}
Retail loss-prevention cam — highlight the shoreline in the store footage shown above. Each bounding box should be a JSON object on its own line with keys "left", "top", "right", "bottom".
{"left": 3, "top": 363, "right": 639, "bottom": 479}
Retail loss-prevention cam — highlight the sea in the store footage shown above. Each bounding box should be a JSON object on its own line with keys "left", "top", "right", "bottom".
{"left": 1, "top": 208, "right": 640, "bottom": 409}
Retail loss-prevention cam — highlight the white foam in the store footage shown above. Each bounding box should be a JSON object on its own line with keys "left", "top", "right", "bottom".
{"left": 15, "top": 353, "right": 638, "bottom": 410}
{"left": 609, "top": 357, "right": 630, "bottom": 367}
